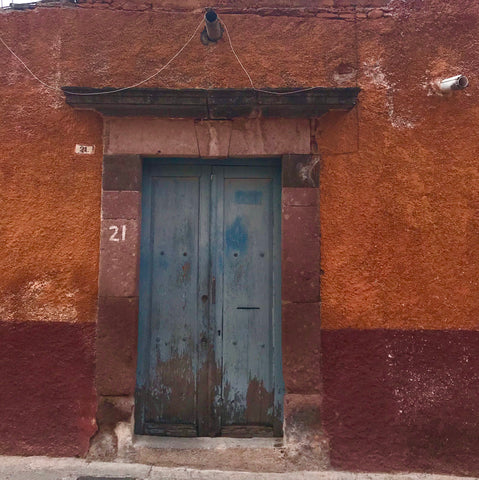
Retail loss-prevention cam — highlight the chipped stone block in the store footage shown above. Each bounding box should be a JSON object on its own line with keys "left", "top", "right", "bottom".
{"left": 99, "top": 219, "right": 139, "bottom": 297}
{"left": 194, "top": 120, "right": 232, "bottom": 158}
{"left": 105, "top": 118, "right": 199, "bottom": 156}
{"left": 229, "top": 118, "right": 310, "bottom": 156}
{"left": 102, "top": 191, "right": 141, "bottom": 220}
{"left": 96, "top": 297, "right": 139, "bottom": 396}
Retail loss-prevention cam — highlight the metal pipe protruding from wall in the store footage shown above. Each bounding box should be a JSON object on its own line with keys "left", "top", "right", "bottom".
{"left": 439, "top": 75, "right": 469, "bottom": 92}
{"left": 205, "top": 9, "right": 223, "bottom": 42}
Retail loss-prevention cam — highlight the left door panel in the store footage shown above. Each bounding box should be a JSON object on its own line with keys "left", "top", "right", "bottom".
{"left": 135, "top": 163, "right": 211, "bottom": 436}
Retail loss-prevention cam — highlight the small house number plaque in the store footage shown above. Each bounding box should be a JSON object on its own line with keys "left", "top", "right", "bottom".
{"left": 75, "top": 144, "right": 95, "bottom": 154}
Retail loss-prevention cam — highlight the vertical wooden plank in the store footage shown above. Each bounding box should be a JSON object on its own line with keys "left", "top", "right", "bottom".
{"left": 196, "top": 165, "right": 213, "bottom": 436}
{"left": 219, "top": 166, "right": 278, "bottom": 430}
{"left": 211, "top": 165, "right": 225, "bottom": 435}
{"left": 272, "top": 167, "right": 284, "bottom": 436}
{"left": 149, "top": 170, "right": 198, "bottom": 428}
{"left": 136, "top": 162, "right": 210, "bottom": 435}
{"left": 135, "top": 160, "right": 152, "bottom": 434}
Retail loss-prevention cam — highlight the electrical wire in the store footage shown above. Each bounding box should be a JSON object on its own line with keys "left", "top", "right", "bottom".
{"left": 0, "top": 17, "right": 204, "bottom": 95}
{"left": 0, "top": 12, "right": 320, "bottom": 96}
{"left": 0, "top": 34, "right": 62, "bottom": 92}
{"left": 219, "top": 14, "right": 319, "bottom": 96}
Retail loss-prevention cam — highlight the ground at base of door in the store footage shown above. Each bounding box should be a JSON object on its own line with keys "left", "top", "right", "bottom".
{"left": 0, "top": 456, "right": 477, "bottom": 480}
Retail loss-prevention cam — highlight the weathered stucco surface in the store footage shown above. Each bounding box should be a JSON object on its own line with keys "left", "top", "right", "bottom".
{"left": 322, "top": 330, "right": 479, "bottom": 476}
{"left": 1, "top": 0, "right": 479, "bottom": 473}
{"left": 320, "top": 2, "right": 479, "bottom": 330}
{"left": 0, "top": 321, "right": 97, "bottom": 456}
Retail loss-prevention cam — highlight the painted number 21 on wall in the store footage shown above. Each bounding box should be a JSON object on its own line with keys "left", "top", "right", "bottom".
{"left": 109, "top": 225, "right": 126, "bottom": 242}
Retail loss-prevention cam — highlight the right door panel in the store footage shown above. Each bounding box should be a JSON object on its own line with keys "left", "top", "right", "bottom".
{"left": 212, "top": 165, "right": 283, "bottom": 437}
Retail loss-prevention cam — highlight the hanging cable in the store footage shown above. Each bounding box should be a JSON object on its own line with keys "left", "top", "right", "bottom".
{"left": 0, "top": 17, "right": 204, "bottom": 96}
{"left": 0, "top": 12, "right": 321, "bottom": 96}
{"left": 218, "top": 14, "right": 319, "bottom": 96}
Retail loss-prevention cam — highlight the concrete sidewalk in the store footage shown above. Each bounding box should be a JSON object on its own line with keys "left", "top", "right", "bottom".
{"left": 0, "top": 457, "right": 477, "bottom": 480}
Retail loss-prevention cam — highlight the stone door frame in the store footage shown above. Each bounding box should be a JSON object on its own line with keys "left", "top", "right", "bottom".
{"left": 94, "top": 117, "right": 322, "bottom": 452}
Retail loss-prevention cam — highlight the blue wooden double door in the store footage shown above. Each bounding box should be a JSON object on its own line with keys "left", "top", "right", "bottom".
{"left": 135, "top": 159, "right": 283, "bottom": 437}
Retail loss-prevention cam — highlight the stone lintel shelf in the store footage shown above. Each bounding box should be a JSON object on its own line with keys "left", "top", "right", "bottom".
{"left": 62, "top": 87, "right": 360, "bottom": 119}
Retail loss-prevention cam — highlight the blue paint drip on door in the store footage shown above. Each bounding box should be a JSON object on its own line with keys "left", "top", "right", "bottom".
{"left": 225, "top": 216, "right": 248, "bottom": 253}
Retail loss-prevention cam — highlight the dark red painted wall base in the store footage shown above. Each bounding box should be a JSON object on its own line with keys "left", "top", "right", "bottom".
{"left": 321, "top": 329, "right": 479, "bottom": 476}
{"left": 0, "top": 321, "right": 97, "bottom": 457}
{"left": 2, "top": 318, "right": 478, "bottom": 474}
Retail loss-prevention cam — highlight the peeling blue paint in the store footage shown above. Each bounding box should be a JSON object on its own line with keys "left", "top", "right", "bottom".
{"left": 235, "top": 190, "right": 263, "bottom": 205}
{"left": 225, "top": 216, "right": 248, "bottom": 253}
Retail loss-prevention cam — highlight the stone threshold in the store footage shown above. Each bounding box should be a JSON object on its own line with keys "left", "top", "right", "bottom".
{"left": 133, "top": 434, "right": 284, "bottom": 450}
{"left": 114, "top": 429, "right": 298, "bottom": 472}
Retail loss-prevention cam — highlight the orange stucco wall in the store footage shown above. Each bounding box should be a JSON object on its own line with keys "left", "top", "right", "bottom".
{"left": 319, "top": 4, "right": 479, "bottom": 330}
{"left": 0, "top": 67, "right": 102, "bottom": 324}
{"left": 2, "top": 1, "right": 478, "bottom": 331}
